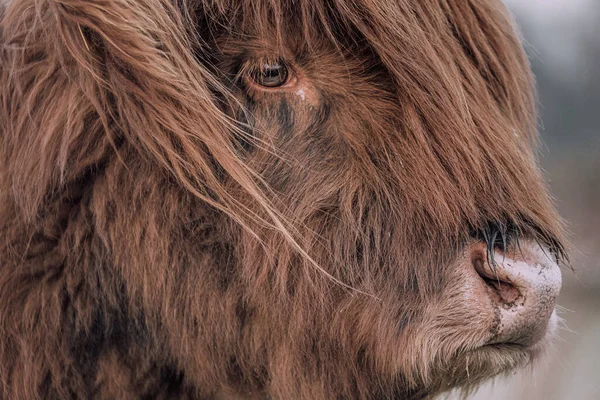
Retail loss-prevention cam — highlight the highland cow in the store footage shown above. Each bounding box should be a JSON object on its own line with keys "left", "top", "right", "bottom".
{"left": 0, "top": 0, "right": 568, "bottom": 399}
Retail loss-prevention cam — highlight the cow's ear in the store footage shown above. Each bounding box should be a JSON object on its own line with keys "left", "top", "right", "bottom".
{"left": 1, "top": 0, "right": 254, "bottom": 222}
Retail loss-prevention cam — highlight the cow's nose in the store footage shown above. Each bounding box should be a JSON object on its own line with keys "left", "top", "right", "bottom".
{"left": 470, "top": 241, "right": 562, "bottom": 347}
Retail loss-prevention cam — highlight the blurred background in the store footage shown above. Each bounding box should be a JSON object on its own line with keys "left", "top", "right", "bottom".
{"left": 451, "top": 1, "right": 600, "bottom": 399}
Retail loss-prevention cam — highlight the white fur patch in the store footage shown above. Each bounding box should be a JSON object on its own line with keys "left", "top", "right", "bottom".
{"left": 296, "top": 88, "right": 306, "bottom": 101}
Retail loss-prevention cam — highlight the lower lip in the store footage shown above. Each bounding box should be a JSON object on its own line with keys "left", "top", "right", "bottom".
{"left": 480, "top": 323, "right": 555, "bottom": 357}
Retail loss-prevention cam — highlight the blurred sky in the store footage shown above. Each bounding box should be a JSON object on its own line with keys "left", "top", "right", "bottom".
{"left": 506, "top": 0, "right": 593, "bottom": 16}
{"left": 505, "top": 0, "right": 598, "bottom": 81}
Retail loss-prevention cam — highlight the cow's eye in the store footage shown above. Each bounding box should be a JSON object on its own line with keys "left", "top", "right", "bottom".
{"left": 251, "top": 61, "right": 289, "bottom": 88}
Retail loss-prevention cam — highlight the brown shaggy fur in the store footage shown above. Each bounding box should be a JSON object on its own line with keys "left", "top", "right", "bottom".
{"left": 0, "top": 0, "right": 567, "bottom": 399}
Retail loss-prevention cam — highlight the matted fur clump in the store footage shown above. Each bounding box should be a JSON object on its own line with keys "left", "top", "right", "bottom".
{"left": 0, "top": 0, "right": 566, "bottom": 399}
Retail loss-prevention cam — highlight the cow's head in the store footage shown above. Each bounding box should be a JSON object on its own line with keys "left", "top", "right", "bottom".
{"left": 0, "top": 0, "right": 567, "bottom": 398}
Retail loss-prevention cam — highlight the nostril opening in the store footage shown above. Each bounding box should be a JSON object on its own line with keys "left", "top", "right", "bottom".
{"left": 481, "top": 276, "right": 521, "bottom": 305}
{"left": 473, "top": 256, "right": 522, "bottom": 306}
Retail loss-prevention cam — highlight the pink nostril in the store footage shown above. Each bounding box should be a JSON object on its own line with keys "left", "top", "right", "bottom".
{"left": 469, "top": 241, "right": 562, "bottom": 346}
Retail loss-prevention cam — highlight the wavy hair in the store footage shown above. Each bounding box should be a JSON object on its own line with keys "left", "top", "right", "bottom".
{"left": 0, "top": 0, "right": 567, "bottom": 398}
